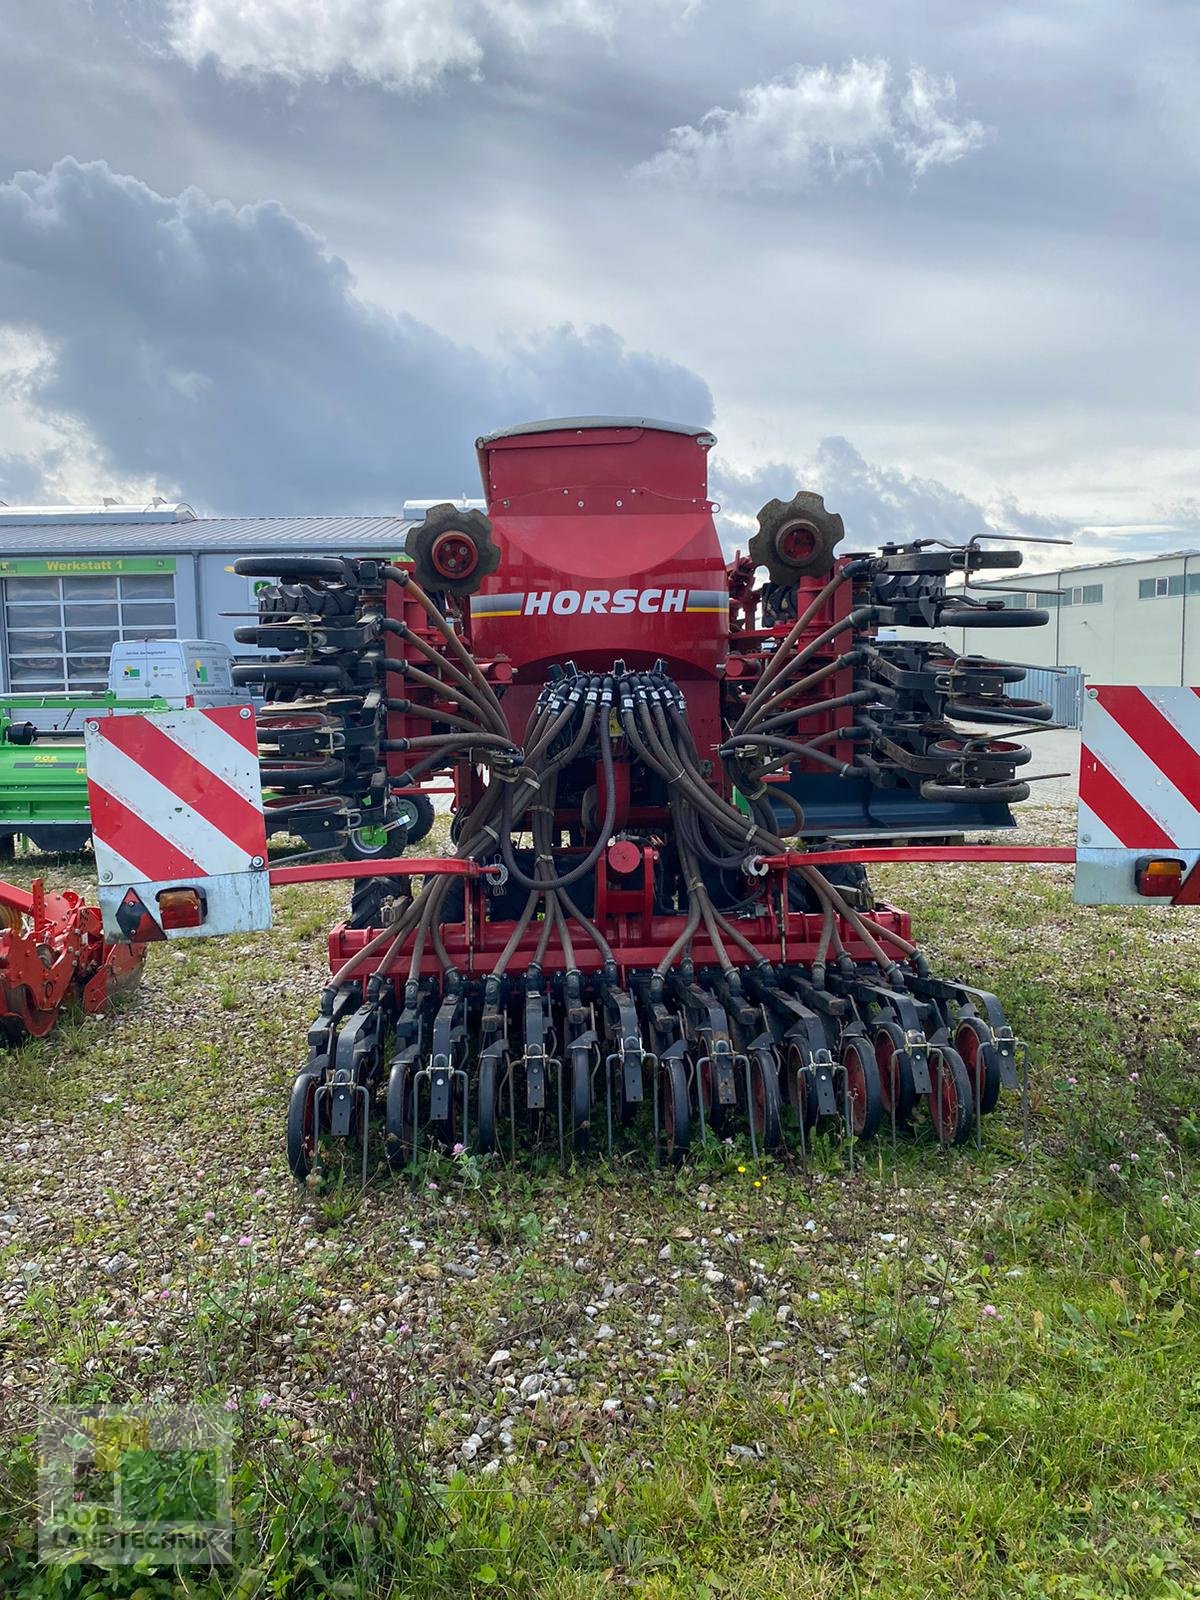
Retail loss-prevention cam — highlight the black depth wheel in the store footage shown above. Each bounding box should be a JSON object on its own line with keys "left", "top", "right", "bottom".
{"left": 570, "top": 1046, "right": 591, "bottom": 1154}
{"left": 748, "top": 1049, "right": 784, "bottom": 1152}
{"left": 874, "top": 1024, "right": 917, "bottom": 1126}
{"left": 385, "top": 1060, "right": 415, "bottom": 1170}
{"left": 841, "top": 1037, "right": 883, "bottom": 1140}
{"left": 955, "top": 1021, "right": 1001, "bottom": 1115}
{"left": 785, "top": 1044, "right": 818, "bottom": 1136}
{"left": 286, "top": 1071, "right": 320, "bottom": 1183}
{"left": 476, "top": 1051, "right": 502, "bottom": 1155}
{"left": 659, "top": 1057, "right": 691, "bottom": 1164}
{"left": 396, "top": 793, "right": 436, "bottom": 846}
{"left": 928, "top": 1047, "right": 974, "bottom": 1146}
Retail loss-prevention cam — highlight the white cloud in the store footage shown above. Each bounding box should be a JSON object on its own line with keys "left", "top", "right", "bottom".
{"left": 0, "top": 331, "right": 169, "bottom": 507}
{"left": 710, "top": 436, "right": 1074, "bottom": 559}
{"left": 166, "top": 0, "right": 653, "bottom": 92}
{"left": 0, "top": 158, "right": 711, "bottom": 511}
{"left": 898, "top": 67, "right": 987, "bottom": 178}
{"left": 636, "top": 58, "right": 986, "bottom": 193}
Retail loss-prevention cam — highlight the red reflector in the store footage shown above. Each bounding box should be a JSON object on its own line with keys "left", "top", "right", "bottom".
{"left": 1135, "top": 857, "right": 1184, "bottom": 898}
{"left": 156, "top": 887, "right": 207, "bottom": 929}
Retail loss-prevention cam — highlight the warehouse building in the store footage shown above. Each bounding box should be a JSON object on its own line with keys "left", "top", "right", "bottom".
{"left": 940, "top": 548, "right": 1200, "bottom": 687}
{"left": 0, "top": 501, "right": 424, "bottom": 694}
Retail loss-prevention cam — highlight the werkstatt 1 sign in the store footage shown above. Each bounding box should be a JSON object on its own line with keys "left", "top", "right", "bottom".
{"left": 0, "top": 556, "right": 176, "bottom": 577}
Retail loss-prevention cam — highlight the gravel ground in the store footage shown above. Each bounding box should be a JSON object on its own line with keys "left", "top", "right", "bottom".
{"left": 0, "top": 831, "right": 1063, "bottom": 1479}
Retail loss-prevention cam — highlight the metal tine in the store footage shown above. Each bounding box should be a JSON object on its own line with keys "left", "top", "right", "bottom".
{"left": 692, "top": 1052, "right": 708, "bottom": 1145}
{"left": 844, "top": 1064, "right": 855, "bottom": 1175}
{"left": 740, "top": 1052, "right": 758, "bottom": 1163}
{"left": 555, "top": 1056, "right": 565, "bottom": 1172}
{"left": 1019, "top": 1039, "right": 1031, "bottom": 1156}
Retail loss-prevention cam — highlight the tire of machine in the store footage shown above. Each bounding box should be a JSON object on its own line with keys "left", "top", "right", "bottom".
{"left": 920, "top": 778, "right": 1031, "bottom": 805}
{"left": 235, "top": 555, "right": 353, "bottom": 580}
{"left": 784, "top": 1044, "right": 818, "bottom": 1134}
{"left": 342, "top": 821, "right": 409, "bottom": 862}
{"left": 927, "top": 1047, "right": 974, "bottom": 1145}
{"left": 234, "top": 662, "right": 346, "bottom": 687}
{"left": 570, "top": 1046, "right": 591, "bottom": 1154}
{"left": 263, "top": 758, "right": 346, "bottom": 792}
{"left": 874, "top": 1023, "right": 917, "bottom": 1125}
{"left": 930, "top": 737, "right": 1033, "bottom": 769}
{"left": 286, "top": 1071, "right": 320, "bottom": 1182}
{"left": 347, "top": 876, "right": 407, "bottom": 929}
{"left": 476, "top": 1053, "right": 501, "bottom": 1155}
{"left": 396, "top": 793, "right": 435, "bottom": 846}
{"left": 946, "top": 695, "right": 1054, "bottom": 723}
{"left": 28, "top": 827, "right": 91, "bottom": 853}
{"left": 954, "top": 1020, "right": 1002, "bottom": 1114}
{"left": 748, "top": 1049, "right": 784, "bottom": 1151}
{"left": 385, "top": 1060, "right": 415, "bottom": 1170}
{"left": 937, "top": 606, "right": 1050, "bottom": 628}
{"left": 841, "top": 1036, "right": 883, "bottom": 1140}
{"left": 659, "top": 1056, "right": 691, "bottom": 1164}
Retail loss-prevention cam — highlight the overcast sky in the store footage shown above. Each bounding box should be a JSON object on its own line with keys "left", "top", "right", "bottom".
{"left": 0, "top": 0, "right": 1195, "bottom": 567}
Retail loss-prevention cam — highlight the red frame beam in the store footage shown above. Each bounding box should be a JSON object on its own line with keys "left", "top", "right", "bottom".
{"left": 268, "top": 845, "right": 1077, "bottom": 892}
{"left": 269, "top": 856, "right": 501, "bottom": 888}
{"left": 769, "top": 846, "right": 1077, "bottom": 868}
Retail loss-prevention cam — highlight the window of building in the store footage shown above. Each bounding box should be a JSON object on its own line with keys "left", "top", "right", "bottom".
{"left": 1060, "top": 584, "right": 1103, "bottom": 607}
{"left": 4, "top": 572, "right": 177, "bottom": 691}
{"left": 1031, "top": 590, "right": 1059, "bottom": 607}
{"left": 1139, "top": 576, "right": 1174, "bottom": 599}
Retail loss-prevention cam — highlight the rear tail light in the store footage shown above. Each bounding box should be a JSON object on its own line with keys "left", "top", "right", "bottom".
{"left": 1135, "top": 857, "right": 1184, "bottom": 898}
{"left": 156, "top": 887, "right": 207, "bottom": 929}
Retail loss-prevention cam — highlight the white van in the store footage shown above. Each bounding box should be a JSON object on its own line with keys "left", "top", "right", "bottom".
{"left": 107, "top": 640, "right": 238, "bottom": 708}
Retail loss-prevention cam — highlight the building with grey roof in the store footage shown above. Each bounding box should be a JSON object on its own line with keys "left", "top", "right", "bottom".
{"left": 0, "top": 501, "right": 425, "bottom": 694}
{"left": 936, "top": 548, "right": 1200, "bottom": 688}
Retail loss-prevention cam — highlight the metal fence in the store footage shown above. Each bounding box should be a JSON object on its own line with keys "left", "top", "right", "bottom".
{"left": 1006, "top": 664, "right": 1084, "bottom": 728}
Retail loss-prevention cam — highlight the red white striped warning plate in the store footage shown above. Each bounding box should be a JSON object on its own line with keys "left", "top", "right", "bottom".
{"left": 84, "top": 704, "right": 267, "bottom": 886}
{"left": 1079, "top": 685, "right": 1200, "bottom": 848}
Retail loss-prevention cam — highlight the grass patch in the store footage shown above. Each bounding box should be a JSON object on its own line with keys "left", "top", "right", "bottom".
{"left": 2, "top": 838, "right": 1200, "bottom": 1594}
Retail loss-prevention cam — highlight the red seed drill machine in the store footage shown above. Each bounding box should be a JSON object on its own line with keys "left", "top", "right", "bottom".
{"left": 213, "top": 415, "right": 1082, "bottom": 1179}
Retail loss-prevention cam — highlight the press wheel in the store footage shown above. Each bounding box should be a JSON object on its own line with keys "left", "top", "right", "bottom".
{"left": 385, "top": 1060, "right": 415, "bottom": 1170}
{"left": 286, "top": 1071, "right": 320, "bottom": 1183}
{"left": 748, "top": 1049, "right": 783, "bottom": 1152}
{"left": 874, "top": 1024, "right": 917, "bottom": 1126}
{"left": 659, "top": 1056, "right": 691, "bottom": 1164}
{"left": 955, "top": 1020, "right": 1001, "bottom": 1115}
{"left": 841, "top": 1037, "right": 883, "bottom": 1140}
{"left": 928, "top": 1046, "right": 974, "bottom": 1146}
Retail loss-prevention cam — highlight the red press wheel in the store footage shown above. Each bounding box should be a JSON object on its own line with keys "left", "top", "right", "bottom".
{"left": 927, "top": 1047, "right": 974, "bottom": 1146}
{"left": 874, "top": 1024, "right": 917, "bottom": 1126}
{"left": 954, "top": 1020, "right": 1002, "bottom": 1115}
{"left": 841, "top": 1037, "right": 883, "bottom": 1140}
